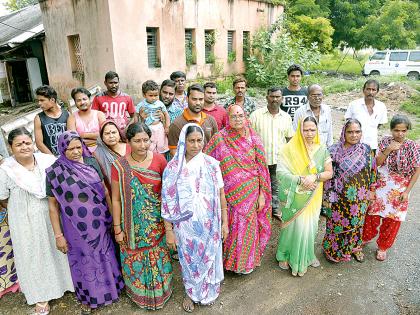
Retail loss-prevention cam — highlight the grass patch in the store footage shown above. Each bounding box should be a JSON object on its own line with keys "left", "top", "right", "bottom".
{"left": 304, "top": 73, "right": 419, "bottom": 95}
{"left": 401, "top": 93, "right": 420, "bottom": 118}
{"left": 312, "top": 50, "right": 369, "bottom": 75}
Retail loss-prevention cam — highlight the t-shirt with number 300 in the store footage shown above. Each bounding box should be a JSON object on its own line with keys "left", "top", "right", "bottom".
{"left": 280, "top": 87, "right": 308, "bottom": 120}
{"left": 92, "top": 91, "right": 135, "bottom": 131}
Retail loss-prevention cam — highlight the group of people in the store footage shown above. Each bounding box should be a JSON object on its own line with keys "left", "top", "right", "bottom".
{"left": 0, "top": 65, "right": 418, "bottom": 314}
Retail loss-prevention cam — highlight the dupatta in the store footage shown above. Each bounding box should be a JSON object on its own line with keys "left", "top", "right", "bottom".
{"left": 277, "top": 118, "right": 325, "bottom": 226}
{"left": 161, "top": 123, "right": 221, "bottom": 224}
{"left": 46, "top": 131, "right": 110, "bottom": 252}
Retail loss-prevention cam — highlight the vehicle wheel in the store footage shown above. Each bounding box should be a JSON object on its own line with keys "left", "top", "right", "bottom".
{"left": 370, "top": 70, "right": 380, "bottom": 76}
{"left": 407, "top": 72, "right": 419, "bottom": 80}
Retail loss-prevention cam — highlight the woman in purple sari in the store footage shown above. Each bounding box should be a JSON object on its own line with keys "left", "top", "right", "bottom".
{"left": 46, "top": 131, "right": 123, "bottom": 314}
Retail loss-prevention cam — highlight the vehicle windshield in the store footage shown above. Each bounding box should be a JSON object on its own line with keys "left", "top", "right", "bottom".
{"left": 371, "top": 52, "right": 386, "bottom": 60}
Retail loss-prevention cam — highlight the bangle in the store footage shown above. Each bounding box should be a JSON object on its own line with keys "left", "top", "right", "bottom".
{"left": 221, "top": 208, "right": 228, "bottom": 211}
{"left": 115, "top": 230, "right": 124, "bottom": 236}
{"left": 113, "top": 224, "right": 121, "bottom": 227}
{"left": 316, "top": 173, "right": 321, "bottom": 182}
{"left": 297, "top": 176, "right": 302, "bottom": 185}
{"left": 55, "top": 233, "right": 63, "bottom": 239}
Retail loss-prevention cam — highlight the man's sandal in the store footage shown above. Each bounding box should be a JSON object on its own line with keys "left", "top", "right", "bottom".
{"left": 353, "top": 251, "right": 365, "bottom": 262}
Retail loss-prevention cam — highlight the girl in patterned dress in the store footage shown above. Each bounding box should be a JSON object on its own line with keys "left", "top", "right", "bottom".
{"left": 363, "top": 115, "right": 420, "bottom": 261}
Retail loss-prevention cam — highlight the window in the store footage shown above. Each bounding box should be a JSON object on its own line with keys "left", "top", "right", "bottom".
{"left": 67, "top": 34, "right": 84, "bottom": 82}
{"left": 204, "top": 30, "right": 216, "bottom": 64}
{"left": 147, "top": 27, "right": 160, "bottom": 68}
{"left": 408, "top": 51, "right": 420, "bottom": 62}
{"left": 243, "top": 31, "right": 250, "bottom": 61}
{"left": 227, "top": 31, "right": 236, "bottom": 62}
{"left": 185, "top": 29, "right": 196, "bottom": 65}
{"left": 371, "top": 52, "right": 386, "bottom": 60}
{"left": 389, "top": 52, "right": 408, "bottom": 62}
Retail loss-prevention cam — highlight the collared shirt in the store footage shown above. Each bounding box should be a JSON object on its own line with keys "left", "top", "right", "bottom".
{"left": 293, "top": 103, "right": 334, "bottom": 147}
{"left": 250, "top": 107, "right": 294, "bottom": 165}
{"left": 172, "top": 91, "right": 188, "bottom": 109}
{"left": 224, "top": 96, "right": 256, "bottom": 116}
{"left": 168, "top": 109, "right": 218, "bottom": 150}
{"left": 202, "top": 104, "right": 228, "bottom": 130}
{"left": 345, "top": 98, "right": 387, "bottom": 150}
{"left": 166, "top": 102, "right": 184, "bottom": 123}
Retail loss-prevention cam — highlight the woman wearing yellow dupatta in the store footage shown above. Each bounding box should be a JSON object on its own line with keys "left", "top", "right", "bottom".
{"left": 276, "top": 116, "right": 333, "bottom": 277}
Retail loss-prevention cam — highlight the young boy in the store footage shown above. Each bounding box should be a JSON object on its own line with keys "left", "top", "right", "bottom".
{"left": 136, "top": 80, "right": 170, "bottom": 154}
{"left": 34, "top": 85, "right": 75, "bottom": 156}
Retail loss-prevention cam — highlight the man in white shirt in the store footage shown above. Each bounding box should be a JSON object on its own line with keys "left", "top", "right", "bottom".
{"left": 345, "top": 79, "right": 387, "bottom": 152}
{"left": 250, "top": 87, "right": 294, "bottom": 220}
{"left": 293, "top": 84, "right": 333, "bottom": 147}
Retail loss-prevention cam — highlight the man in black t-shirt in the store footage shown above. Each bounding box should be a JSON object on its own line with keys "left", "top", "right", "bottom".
{"left": 281, "top": 64, "right": 308, "bottom": 120}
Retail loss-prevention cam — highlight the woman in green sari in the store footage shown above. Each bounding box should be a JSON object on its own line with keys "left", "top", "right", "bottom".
{"left": 276, "top": 116, "right": 333, "bottom": 277}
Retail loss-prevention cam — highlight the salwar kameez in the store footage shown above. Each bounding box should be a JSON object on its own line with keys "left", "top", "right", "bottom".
{"left": 276, "top": 119, "right": 330, "bottom": 275}
{"left": 363, "top": 136, "right": 419, "bottom": 251}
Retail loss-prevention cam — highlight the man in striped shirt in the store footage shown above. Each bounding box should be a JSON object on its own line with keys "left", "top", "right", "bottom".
{"left": 250, "top": 87, "right": 294, "bottom": 220}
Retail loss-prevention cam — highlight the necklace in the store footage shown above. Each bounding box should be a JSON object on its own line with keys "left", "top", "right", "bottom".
{"left": 131, "top": 152, "right": 148, "bottom": 163}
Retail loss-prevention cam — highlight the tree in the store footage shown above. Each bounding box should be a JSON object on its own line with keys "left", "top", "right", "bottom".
{"left": 288, "top": 16, "right": 334, "bottom": 53}
{"left": 329, "top": 0, "right": 386, "bottom": 49}
{"left": 4, "top": 0, "right": 38, "bottom": 12}
{"left": 287, "top": 0, "right": 328, "bottom": 18}
{"left": 355, "top": 0, "right": 420, "bottom": 49}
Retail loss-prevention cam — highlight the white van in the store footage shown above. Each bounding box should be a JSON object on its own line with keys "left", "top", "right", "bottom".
{"left": 363, "top": 50, "right": 420, "bottom": 80}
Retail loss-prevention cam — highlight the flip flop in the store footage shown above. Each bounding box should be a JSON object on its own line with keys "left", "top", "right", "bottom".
{"left": 278, "top": 261, "right": 290, "bottom": 270}
{"left": 353, "top": 251, "right": 365, "bottom": 263}
{"left": 376, "top": 249, "right": 387, "bottom": 261}
{"left": 34, "top": 302, "right": 49, "bottom": 315}
{"left": 183, "top": 295, "right": 195, "bottom": 313}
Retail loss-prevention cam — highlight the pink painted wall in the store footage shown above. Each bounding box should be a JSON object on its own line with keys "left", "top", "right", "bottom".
{"left": 40, "top": 0, "right": 283, "bottom": 101}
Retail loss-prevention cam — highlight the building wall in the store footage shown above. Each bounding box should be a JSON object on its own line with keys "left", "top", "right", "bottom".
{"left": 40, "top": 0, "right": 116, "bottom": 98}
{"left": 40, "top": 0, "right": 283, "bottom": 101}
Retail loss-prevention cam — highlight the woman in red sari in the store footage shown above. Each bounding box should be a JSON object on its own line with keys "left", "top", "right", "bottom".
{"left": 205, "top": 105, "right": 271, "bottom": 275}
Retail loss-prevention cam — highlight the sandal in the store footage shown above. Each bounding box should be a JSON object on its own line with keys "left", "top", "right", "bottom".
{"left": 80, "top": 304, "right": 91, "bottom": 314}
{"left": 34, "top": 302, "right": 49, "bottom": 315}
{"left": 376, "top": 249, "right": 387, "bottom": 261}
{"left": 182, "top": 295, "right": 195, "bottom": 313}
{"left": 278, "top": 261, "right": 290, "bottom": 270}
{"left": 171, "top": 251, "right": 179, "bottom": 261}
{"left": 353, "top": 251, "right": 365, "bottom": 263}
{"left": 310, "top": 258, "right": 321, "bottom": 268}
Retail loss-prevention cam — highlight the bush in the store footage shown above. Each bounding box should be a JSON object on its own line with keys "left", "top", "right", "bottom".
{"left": 245, "top": 21, "right": 321, "bottom": 88}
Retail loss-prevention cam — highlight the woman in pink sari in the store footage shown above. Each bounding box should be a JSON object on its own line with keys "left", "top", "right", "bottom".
{"left": 204, "top": 105, "right": 271, "bottom": 275}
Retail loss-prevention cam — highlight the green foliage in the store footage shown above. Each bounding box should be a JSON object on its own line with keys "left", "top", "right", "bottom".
{"left": 328, "top": 0, "right": 385, "bottom": 49}
{"left": 312, "top": 50, "right": 369, "bottom": 75}
{"left": 206, "top": 52, "right": 216, "bottom": 64}
{"left": 288, "top": 0, "right": 328, "bottom": 18}
{"left": 401, "top": 93, "right": 420, "bottom": 118}
{"left": 355, "top": 0, "right": 420, "bottom": 49}
{"left": 228, "top": 51, "right": 236, "bottom": 63}
{"left": 4, "top": 0, "right": 37, "bottom": 11}
{"left": 245, "top": 23, "right": 321, "bottom": 87}
{"left": 288, "top": 16, "right": 334, "bottom": 53}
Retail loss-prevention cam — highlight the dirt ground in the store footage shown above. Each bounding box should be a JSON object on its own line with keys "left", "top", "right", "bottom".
{"left": 1, "top": 84, "right": 419, "bottom": 315}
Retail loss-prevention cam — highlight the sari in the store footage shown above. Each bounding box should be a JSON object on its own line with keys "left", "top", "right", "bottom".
{"left": 46, "top": 131, "right": 123, "bottom": 309}
{"left": 112, "top": 153, "right": 172, "bottom": 310}
{"left": 162, "top": 123, "right": 224, "bottom": 304}
{"left": 0, "top": 151, "right": 19, "bottom": 299}
{"left": 322, "top": 125, "right": 376, "bottom": 262}
{"left": 276, "top": 119, "right": 330, "bottom": 274}
{"left": 367, "top": 136, "right": 419, "bottom": 222}
{"left": 204, "top": 124, "right": 271, "bottom": 274}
